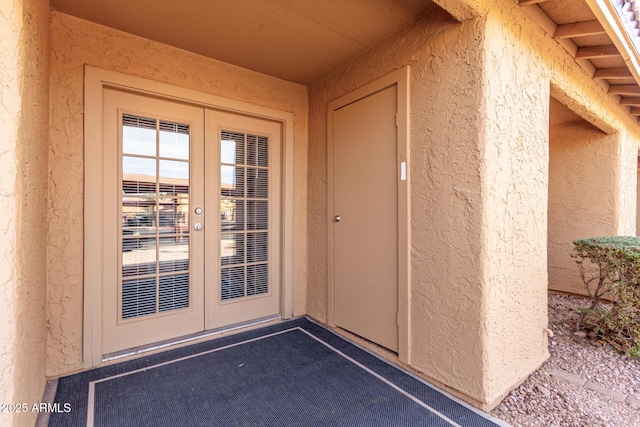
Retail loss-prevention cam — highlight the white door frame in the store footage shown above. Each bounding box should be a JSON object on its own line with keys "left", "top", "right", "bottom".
{"left": 83, "top": 65, "right": 294, "bottom": 368}
{"left": 326, "top": 67, "right": 411, "bottom": 364}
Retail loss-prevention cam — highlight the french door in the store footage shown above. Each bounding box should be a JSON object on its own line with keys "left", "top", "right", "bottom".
{"left": 102, "top": 89, "right": 280, "bottom": 354}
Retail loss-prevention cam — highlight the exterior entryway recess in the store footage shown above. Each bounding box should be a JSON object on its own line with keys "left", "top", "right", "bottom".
{"left": 327, "top": 68, "right": 410, "bottom": 362}
{"left": 84, "top": 67, "right": 293, "bottom": 366}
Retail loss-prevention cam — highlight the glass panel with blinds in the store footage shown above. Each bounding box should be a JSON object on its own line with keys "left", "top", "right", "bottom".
{"left": 121, "top": 114, "right": 191, "bottom": 319}
{"left": 220, "top": 130, "right": 269, "bottom": 301}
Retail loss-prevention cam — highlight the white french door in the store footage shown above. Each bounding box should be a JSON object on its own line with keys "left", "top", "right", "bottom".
{"left": 102, "top": 89, "right": 281, "bottom": 354}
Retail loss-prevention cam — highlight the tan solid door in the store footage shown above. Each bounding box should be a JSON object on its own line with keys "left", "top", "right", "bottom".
{"left": 102, "top": 89, "right": 281, "bottom": 354}
{"left": 333, "top": 85, "right": 399, "bottom": 352}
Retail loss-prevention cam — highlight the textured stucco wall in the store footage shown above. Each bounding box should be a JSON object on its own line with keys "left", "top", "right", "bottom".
{"left": 42, "top": 0, "right": 640, "bottom": 410}
{"left": 407, "top": 14, "right": 489, "bottom": 404}
{"left": 549, "top": 126, "right": 635, "bottom": 295}
{"left": 431, "top": 0, "right": 485, "bottom": 21}
{"left": 48, "top": 11, "right": 308, "bottom": 377}
{"left": 481, "top": 6, "right": 550, "bottom": 405}
{"left": 616, "top": 136, "right": 638, "bottom": 235}
{"left": 0, "top": 1, "right": 22, "bottom": 415}
{"left": 307, "top": 4, "right": 485, "bottom": 328}
{"left": 307, "top": 4, "right": 541, "bottom": 407}
{"left": 0, "top": 0, "right": 50, "bottom": 425}
{"left": 308, "top": 0, "right": 640, "bottom": 409}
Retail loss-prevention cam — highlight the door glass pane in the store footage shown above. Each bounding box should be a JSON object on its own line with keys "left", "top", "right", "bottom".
{"left": 122, "top": 237, "right": 157, "bottom": 277}
{"left": 247, "top": 200, "right": 268, "bottom": 230}
{"left": 247, "top": 264, "right": 268, "bottom": 296}
{"left": 122, "top": 278, "right": 157, "bottom": 319}
{"left": 160, "top": 159, "right": 189, "bottom": 183}
{"left": 246, "top": 168, "right": 268, "bottom": 199}
{"left": 220, "top": 131, "right": 269, "bottom": 301}
{"left": 122, "top": 114, "right": 156, "bottom": 156}
{"left": 122, "top": 157, "right": 156, "bottom": 196}
{"left": 159, "top": 121, "right": 189, "bottom": 160}
{"left": 221, "top": 233, "right": 244, "bottom": 266}
{"left": 221, "top": 199, "right": 244, "bottom": 232}
{"left": 247, "top": 134, "right": 268, "bottom": 167}
{"left": 121, "top": 114, "right": 191, "bottom": 320}
{"left": 159, "top": 274, "right": 189, "bottom": 312}
{"left": 247, "top": 232, "right": 268, "bottom": 263}
{"left": 221, "top": 131, "right": 244, "bottom": 165}
{"left": 221, "top": 267, "right": 245, "bottom": 300}
{"left": 159, "top": 236, "right": 189, "bottom": 273}
{"left": 221, "top": 165, "right": 244, "bottom": 197}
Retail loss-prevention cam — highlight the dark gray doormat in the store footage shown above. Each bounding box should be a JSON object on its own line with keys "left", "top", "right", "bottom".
{"left": 49, "top": 317, "right": 507, "bottom": 427}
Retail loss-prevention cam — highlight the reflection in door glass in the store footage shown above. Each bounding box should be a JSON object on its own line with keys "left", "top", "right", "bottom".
{"left": 220, "top": 130, "right": 269, "bottom": 301}
{"left": 122, "top": 115, "right": 156, "bottom": 157}
{"left": 122, "top": 237, "right": 157, "bottom": 277}
{"left": 221, "top": 233, "right": 244, "bottom": 266}
{"left": 221, "top": 132, "right": 244, "bottom": 164}
{"left": 159, "top": 121, "right": 189, "bottom": 160}
{"left": 120, "top": 114, "right": 191, "bottom": 320}
{"left": 220, "top": 199, "right": 244, "bottom": 232}
{"left": 221, "top": 165, "right": 244, "bottom": 197}
{"left": 122, "top": 157, "right": 156, "bottom": 195}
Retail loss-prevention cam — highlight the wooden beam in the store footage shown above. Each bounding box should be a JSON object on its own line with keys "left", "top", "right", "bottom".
{"left": 519, "top": 0, "right": 547, "bottom": 5}
{"left": 593, "top": 67, "right": 633, "bottom": 79}
{"left": 608, "top": 85, "right": 640, "bottom": 95}
{"left": 554, "top": 20, "right": 605, "bottom": 39}
{"left": 575, "top": 45, "right": 620, "bottom": 59}
{"left": 620, "top": 97, "right": 640, "bottom": 106}
{"left": 629, "top": 108, "right": 640, "bottom": 116}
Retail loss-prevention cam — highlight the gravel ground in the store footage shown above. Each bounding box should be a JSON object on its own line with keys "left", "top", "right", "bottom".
{"left": 491, "top": 294, "right": 640, "bottom": 427}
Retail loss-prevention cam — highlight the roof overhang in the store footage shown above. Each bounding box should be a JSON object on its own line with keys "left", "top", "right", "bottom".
{"left": 521, "top": 0, "right": 640, "bottom": 124}
{"left": 587, "top": 0, "right": 640, "bottom": 110}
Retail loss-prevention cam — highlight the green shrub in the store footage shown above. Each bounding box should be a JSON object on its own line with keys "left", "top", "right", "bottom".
{"left": 573, "top": 236, "right": 640, "bottom": 356}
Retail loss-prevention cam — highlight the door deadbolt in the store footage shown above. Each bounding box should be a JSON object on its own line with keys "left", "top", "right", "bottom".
{"left": 334, "top": 215, "right": 341, "bottom": 222}
{"left": 194, "top": 207, "right": 203, "bottom": 215}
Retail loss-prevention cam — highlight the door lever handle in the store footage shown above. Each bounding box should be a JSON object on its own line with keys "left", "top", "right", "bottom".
{"left": 334, "top": 215, "right": 341, "bottom": 222}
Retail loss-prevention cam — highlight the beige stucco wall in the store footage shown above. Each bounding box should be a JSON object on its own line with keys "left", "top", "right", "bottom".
{"left": 47, "top": 11, "right": 308, "bottom": 377}
{"left": 432, "top": 0, "right": 484, "bottom": 21}
{"left": 39, "top": 0, "right": 640, "bottom": 411}
{"left": 616, "top": 135, "right": 638, "bottom": 235}
{"left": 0, "top": 0, "right": 50, "bottom": 425}
{"left": 308, "top": 3, "right": 550, "bottom": 408}
{"left": 481, "top": 6, "right": 551, "bottom": 405}
{"left": 549, "top": 126, "right": 637, "bottom": 295}
{"left": 308, "top": 0, "right": 640, "bottom": 409}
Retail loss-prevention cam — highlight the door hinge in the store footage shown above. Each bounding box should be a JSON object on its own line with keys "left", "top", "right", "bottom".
{"left": 397, "top": 312, "right": 400, "bottom": 326}
{"left": 395, "top": 113, "right": 399, "bottom": 127}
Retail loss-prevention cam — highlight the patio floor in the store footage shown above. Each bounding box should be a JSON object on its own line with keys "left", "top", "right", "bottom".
{"left": 43, "top": 318, "right": 508, "bottom": 426}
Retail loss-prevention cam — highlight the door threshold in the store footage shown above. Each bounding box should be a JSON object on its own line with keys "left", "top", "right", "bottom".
{"left": 102, "top": 314, "right": 282, "bottom": 363}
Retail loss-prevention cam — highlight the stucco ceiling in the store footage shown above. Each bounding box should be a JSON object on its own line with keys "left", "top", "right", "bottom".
{"left": 50, "top": 0, "right": 435, "bottom": 85}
